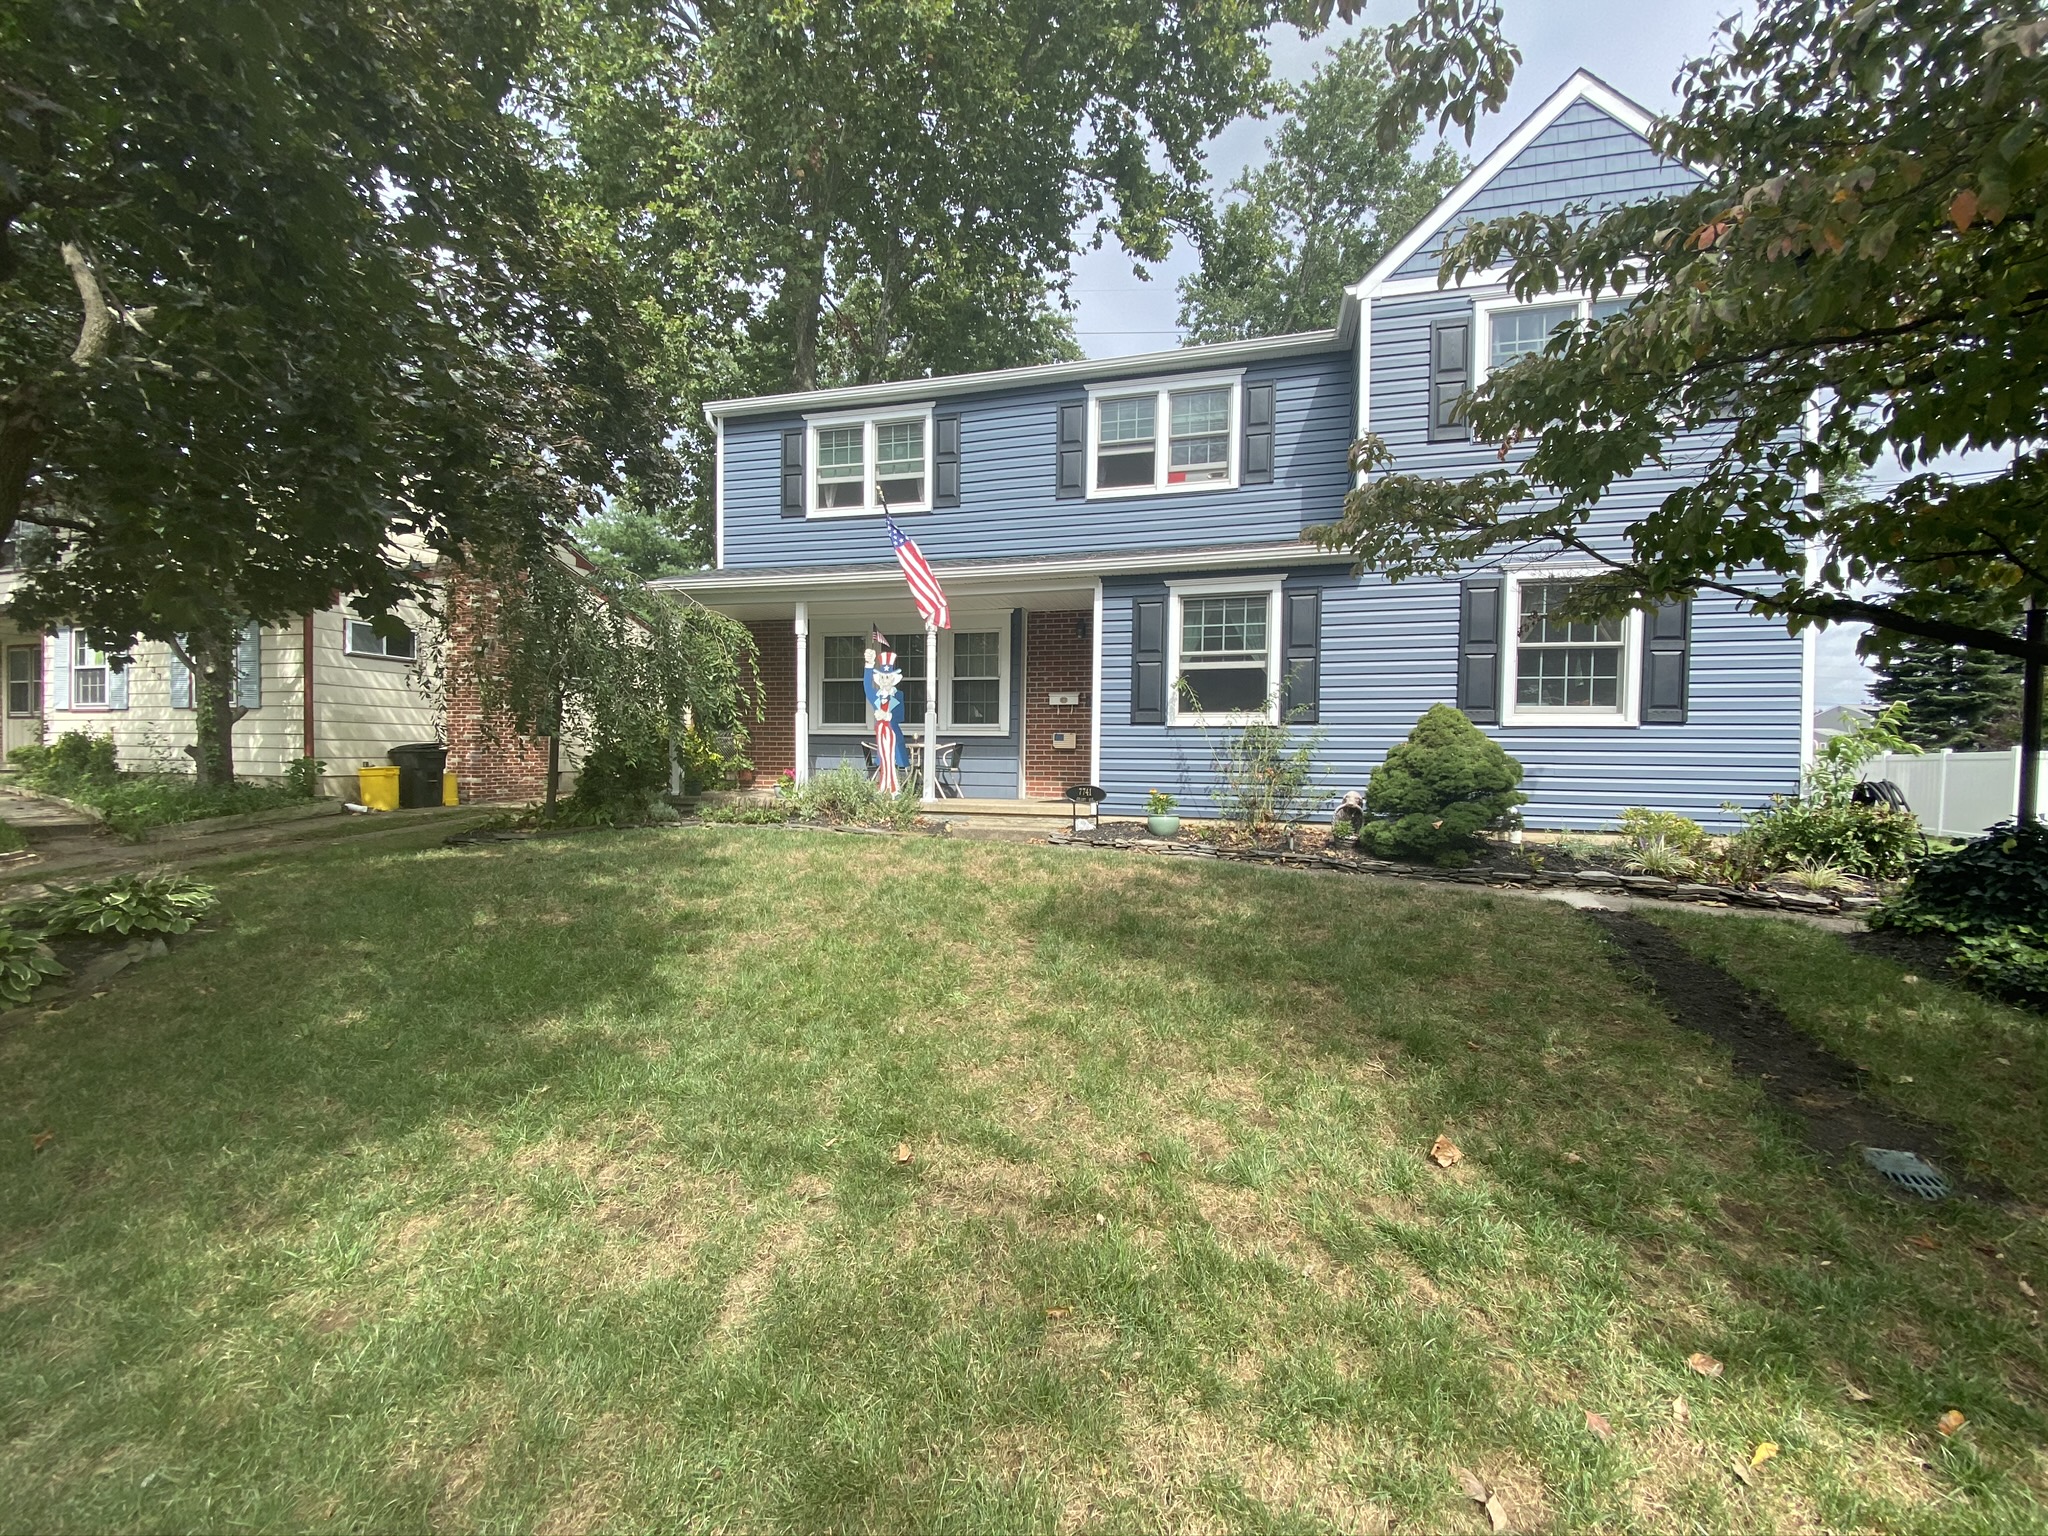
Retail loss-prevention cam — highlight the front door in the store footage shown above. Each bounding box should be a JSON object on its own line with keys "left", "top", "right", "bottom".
{"left": 4, "top": 642, "right": 42, "bottom": 759}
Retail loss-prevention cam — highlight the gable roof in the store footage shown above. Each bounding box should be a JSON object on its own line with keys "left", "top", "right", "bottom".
{"left": 1337, "top": 70, "right": 1694, "bottom": 331}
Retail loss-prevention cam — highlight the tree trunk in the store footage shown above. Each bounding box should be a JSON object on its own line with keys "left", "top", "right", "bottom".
{"left": 543, "top": 688, "right": 563, "bottom": 814}
{"left": 789, "top": 246, "right": 826, "bottom": 392}
{"left": 186, "top": 630, "right": 245, "bottom": 788}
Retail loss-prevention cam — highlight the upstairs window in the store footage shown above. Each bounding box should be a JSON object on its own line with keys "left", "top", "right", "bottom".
{"left": 1087, "top": 374, "right": 1240, "bottom": 498}
{"left": 807, "top": 408, "right": 933, "bottom": 516}
{"left": 1479, "top": 294, "right": 1634, "bottom": 385}
{"left": 345, "top": 617, "right": 417, "bottom": 661}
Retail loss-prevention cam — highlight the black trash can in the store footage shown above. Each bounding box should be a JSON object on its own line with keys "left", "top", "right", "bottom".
{"left": 387, "top": 742, "right": 448, "bottom": 809}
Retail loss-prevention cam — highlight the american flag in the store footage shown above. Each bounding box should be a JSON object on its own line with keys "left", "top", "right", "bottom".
{"left": 885, "top": 513, "right": 950, "bottom": 630}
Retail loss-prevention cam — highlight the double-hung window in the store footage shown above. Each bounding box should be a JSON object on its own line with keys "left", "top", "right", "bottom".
{"left": 807, "top": 408, "right": 932, "bottom": 516}
{"left": 1504, "top": 574, "right": 1639, "bottom": 724}
{"left": 948, "top": 631, "right": 1001, "bottom": 727}
{"left": 1087, "top": 374, "right": 1239, "bottom": 497}
{"left": 1166, "top": 577, "right": 1281, "bottom": 724}
{"left": 345, "top": 617, "right": 417, "bottom": 661}
{"left": 1478, "top": 293, "right": 1635, "bottom": 386}
{"left": 72, "top": 633, "right": 110, "bottom": 708}
{"left": 820, "top": 635, "right": 868, "bottom": 726}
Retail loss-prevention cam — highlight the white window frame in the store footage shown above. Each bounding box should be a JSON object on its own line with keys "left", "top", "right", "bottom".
{"left": 804, "top": 403, "right": 935, "bottom": 519}
{"left": 1165, "top": 574, "right": 1283, "bottom": 728}
{"left": 1502, "top": 568, "right": 1641, "bottom": 728}
{"left": 1084, "top": 370, "right": 1243, "bottom": 501}
{"left": 71, "top": 631, "right": 110, "bottom": 710}
{"left": 344, "top": 617, "right": 417, "bottom": 661}
{"left": 806, "top": 614, "right": 1012, "bottom": 739}
{"left": 1473, "top": 291, "right": 1633, "bottom": 390}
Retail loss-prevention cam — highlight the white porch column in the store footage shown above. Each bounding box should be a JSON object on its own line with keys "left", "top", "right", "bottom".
{"left": 792, "top": 603, "right": 810, "bottom": 786}
{"left": 1089, "top": 579, "right": 1104, "bottom": 789}
{"left": 923, "top": 619, "right": 940, "bottom": 806}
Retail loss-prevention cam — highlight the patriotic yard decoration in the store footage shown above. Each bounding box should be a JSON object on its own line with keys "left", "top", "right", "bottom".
{"left": 886, "top": 514, "right": 950, "bottom": 631}
{"left": 863, "top": 634, "right": 909, "bottom": 794}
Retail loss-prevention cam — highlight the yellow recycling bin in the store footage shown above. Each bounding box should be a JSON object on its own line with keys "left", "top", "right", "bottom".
{"left": 357, "top": 764, "right": 400, "bottom": 811}
{"left": 442, "top": 772, "right": 459, "bottom": 806}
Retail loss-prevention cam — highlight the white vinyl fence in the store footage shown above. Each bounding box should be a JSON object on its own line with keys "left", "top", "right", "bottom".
{"left": 1859, "top": 747, "right": 2046, "bottom": 838}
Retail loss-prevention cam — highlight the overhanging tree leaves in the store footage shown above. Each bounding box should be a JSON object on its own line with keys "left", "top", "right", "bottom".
{"left": 1, "top": 0, "right": 678, "bottom": 783}
{"left": 1312, "top": 0, "right": 2048, "bottom": 674}
{"left": 1179, "top": 33, "right": 1465, "bottom": 343}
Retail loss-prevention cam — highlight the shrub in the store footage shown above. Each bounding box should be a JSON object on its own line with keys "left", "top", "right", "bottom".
{"left": 1721, "top": 797, "right": 1920, "bottom": 880}
{"left": 13, "top": 873, "right": 217, "bottom": 938}
{"left": 560, "top": 733, "right": 672, "bottom": 824}
{"left": 284, "top": 756, "right": 326, "bottom": 799}
{"left": 45, "top": 730, "right": 118, "bottom": 784}
{"left": 8, "top": 742, "right": 48, "bottom": 775}
{"left": 1211, "top": 720, "right": 1328, "bottom": 836}
{"left": 1616, "top": 807, "right": 1710, "bottom": 859}
{"left": 0, "top": 924, "right": 65, "bottom": 1007}
{"left": 678, "top": 723, "right": 748, "bottom": 794}
{"left": 784, "top": 764, "right": 919, "bottom": 828}
{"left": 1876, "top": 820, "right": 2048, "bottom": 1008}
{"left": 1360, "top": 704, "right": 1526, "bottom": 865}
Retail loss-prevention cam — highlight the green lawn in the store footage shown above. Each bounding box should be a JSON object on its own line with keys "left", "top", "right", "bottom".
{"left": 2, "top": 828, "right": 2043, "bottom": 1533}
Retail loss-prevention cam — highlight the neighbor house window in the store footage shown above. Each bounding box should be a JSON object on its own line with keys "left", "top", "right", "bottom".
{"left": 72, "top": 632, "right": 109, "bottom": 708}
{"left": 7, "top": 645, "right": 40, "bottom": 716}
{"left": 807, "top": 408, "right": 933, "bottom": 516}
{"left": 1166, "top": 578, "right": 1281, "bottom": 724}
{"left": 1480, "top": 293, "right": 1635, "bottom": 384}
{"left": 949, "top": 631, "right": 1001, "bottom": 727}
{"left": 1505, "top": 575, "right": 1637, "bottom": 724}
{"left": 345, "top": 617, "right": 417, "bottom": 661}
{"left": 1088, "top": 374, "right": 1240, "bottom": 497}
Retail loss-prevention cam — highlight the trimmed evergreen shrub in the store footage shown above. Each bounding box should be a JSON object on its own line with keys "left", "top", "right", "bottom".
{"left": 1360, "top": 704, "right": 1526, "bottom": 865}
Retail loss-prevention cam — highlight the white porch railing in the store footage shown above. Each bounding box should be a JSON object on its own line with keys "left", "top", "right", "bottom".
{"left": 1859, "top": 747, "right": 2047, "bottom": 838}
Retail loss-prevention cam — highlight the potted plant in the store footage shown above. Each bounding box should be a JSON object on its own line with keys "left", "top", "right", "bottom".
{"left": 1146, "top": 788, "right": 1181, "bottom": 838}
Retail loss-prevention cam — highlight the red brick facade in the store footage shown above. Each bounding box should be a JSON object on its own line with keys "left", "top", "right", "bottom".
{"left": 442, "top": 569, "right": 557, "bottom": 804}
{"left": 738, "top": 619, "right": 796, "bottom": 785}
{"left": 1024, "top": 609, "right": 1093, "bottom": 798}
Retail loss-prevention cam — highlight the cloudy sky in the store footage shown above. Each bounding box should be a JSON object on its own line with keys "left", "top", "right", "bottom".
{"left": 1065, "top": 0, "right": 1881, "bottom": 709}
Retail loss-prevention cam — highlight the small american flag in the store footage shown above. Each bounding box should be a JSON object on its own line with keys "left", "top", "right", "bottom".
{"left": 885, "top": 513, "right": 950, "bottom": 630}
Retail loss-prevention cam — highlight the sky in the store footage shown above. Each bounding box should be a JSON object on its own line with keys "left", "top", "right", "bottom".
{"left": 1064, "top": 0, "right": 1884, "bottom": 711}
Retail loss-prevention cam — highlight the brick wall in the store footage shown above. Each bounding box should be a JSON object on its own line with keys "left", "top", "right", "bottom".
{"left": 1024, "top": 609, "right": 1093, "bottom": 798}
{"left": 739, "top": 619, "right": 795, "bottom": 785}
{"left": 442, "top": 569, "right": 556, "bottom": 804}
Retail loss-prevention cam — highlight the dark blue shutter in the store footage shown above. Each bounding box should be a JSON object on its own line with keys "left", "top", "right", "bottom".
{"left": 1056, "top": 402, "right": 1085, "bottom": 499}
{"left": 1281, "top": 588, "right": 1320, "bottom": 723}
{"left": 1429, "top": 315, "right": 1472, "bottom": 443}
{"left": 780, "top": 427, "right": 805, "bottom": 517}
{"left": 934, "top": 413, "right": 960, "bottom": 507}
{"left": 1131, "top": 597, "right": 1166, "bottom": 724}
{"left": 1458, "top": 579, "right": 1502, "bottom": 723}
{"left": 1641, "top": 599, "right": 1691, "bottom": 723}
{"left": 1242, "top": 381, "right": 1275, "bottom": 484}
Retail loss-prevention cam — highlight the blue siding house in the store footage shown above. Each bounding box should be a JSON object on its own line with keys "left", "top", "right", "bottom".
{"left": 656, "top": 73, "right": 1812, "bottom": 828}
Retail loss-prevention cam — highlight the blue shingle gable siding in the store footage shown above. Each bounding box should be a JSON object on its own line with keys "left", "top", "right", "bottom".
{"left": 1393, "top": 100, "right": 1699, "bottom": 281}
{"left": 720, "top": 351, "right": 1353, "bottom": 569}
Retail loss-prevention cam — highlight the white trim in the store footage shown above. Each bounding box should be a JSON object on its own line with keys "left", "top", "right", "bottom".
{"left": 1089, "top": 580, "right": 1104, "bottom": 787}
{"left": 1471, "top": 293, "right": 1598, "bottom": 391}
{"left": 1164, "top": 574, "right": 1285, "bottom": 729}
{"left": 713, "top": 416, "right": 726, "bottom": 568}
{"left": 792, "top": 602, "right": 810, "bottom": 785}
{"left": 1346, "top": 72, "right": 1659, "bottom": 306}
{"left": 1084, "top": 371, "right": 1242, "bottom": 501}
{"left": 649, "top": 539, "right": 1340, "bottom": 597}
{"left": 1370, "top": 265, "right": 1516, "bottom": 301}
{"left": 1500, "top": 568, "right": 1641, "bottom": 728}
{"left": 804, "top": 404, "right": 935, "bottom": 519}
{"left": 705, "top": 332, "right": 1339, "bottom": 421}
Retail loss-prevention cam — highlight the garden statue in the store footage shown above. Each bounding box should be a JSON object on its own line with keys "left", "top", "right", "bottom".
{"left": 864, "top": 632, "right": 910, "bottom": 794}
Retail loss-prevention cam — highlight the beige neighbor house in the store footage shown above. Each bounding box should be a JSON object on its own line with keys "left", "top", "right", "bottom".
{"left": 0, "top": 555, "right": 560, "bottom": 803}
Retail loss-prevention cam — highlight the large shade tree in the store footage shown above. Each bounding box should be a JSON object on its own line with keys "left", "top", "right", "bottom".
{"left": 1312, "top": 0, "right": 2047, "bottom": 665}
{"left": 1178, "top": 33, "right": 1465, "bottom": 343}
{"left": 1, "top": 0, "right": 678, "bottom": 782}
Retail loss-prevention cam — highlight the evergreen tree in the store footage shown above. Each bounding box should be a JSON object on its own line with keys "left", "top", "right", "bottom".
{"left": 1869, "top": 632, "right": 2023, "bottom": 750}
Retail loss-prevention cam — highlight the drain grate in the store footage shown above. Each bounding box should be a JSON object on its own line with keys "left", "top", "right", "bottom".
{"left": 1862, "top": 1147, "right": 1951, "bottom": 1201}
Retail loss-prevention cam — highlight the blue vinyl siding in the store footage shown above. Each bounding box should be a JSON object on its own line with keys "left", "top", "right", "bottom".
{"left": 1393, "top": 100, "right": 1699, "bottom": 280}
{"left": 1099, "top": 569, "right": 1801, "bottom": 830}
{"left": 809, "top": 609, "right": 1022, "bottom": 796}
{"left": 721, "top": 352, "right": 1352, "bottom": 569}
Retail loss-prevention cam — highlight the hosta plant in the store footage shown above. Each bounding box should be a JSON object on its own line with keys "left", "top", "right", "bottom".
{"left": 0, "top": 923, "right": 65, "bottom": 1007}
{"left": 15, "top": 874, "right": 218, "bottom": 938}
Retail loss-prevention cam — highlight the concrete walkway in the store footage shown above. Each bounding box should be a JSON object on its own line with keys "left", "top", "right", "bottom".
{"left": 0, "top": 785, "right": 498, "bottom": 887}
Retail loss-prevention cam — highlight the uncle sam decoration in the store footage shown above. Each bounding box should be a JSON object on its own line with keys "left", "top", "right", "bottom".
{"left": 864, "top": 630, "right": 910, "bottom": 793}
